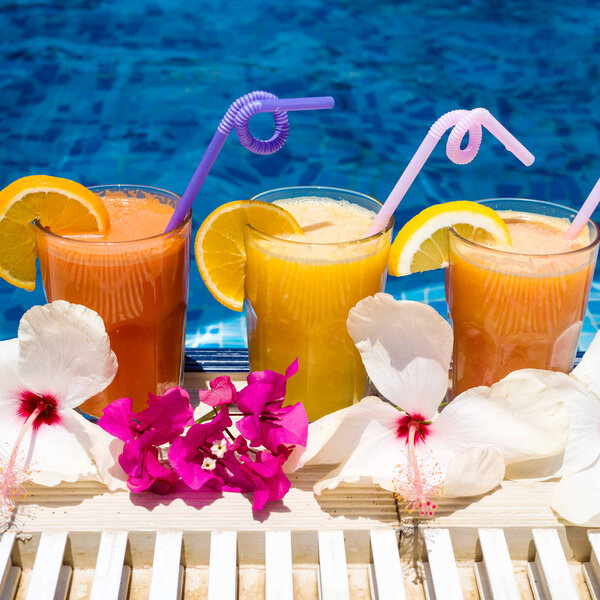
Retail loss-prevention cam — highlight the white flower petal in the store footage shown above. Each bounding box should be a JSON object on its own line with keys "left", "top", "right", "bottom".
{"left": 69, "top": 412, "right": 127, "bottom": 491}
{"left": 18, "top": 302, "right": 118, "bottom": 409}
{"left": 347, "top": 294, "right": 451, "bottom": 417}
{"left": 286, "top": 396, "right": 399, "bottom": 472}
{"left": 505, "top": 371, "right": 600, "bottom": 480}
{"left": 551, "top": 457, "right": 600, "bottom": 525}
{"left": 0, "top": 339, "right": 24, "bottom": 405}
{"left": 504, "top": 454, "right": 566, "bottom": 481}
{"left": 572, "top": 329, "right": 600, "bottom": 397}
{"left": 0, "top": 410, "right": 99, "bottom": 486}
{"left": 443, "top": 447, "right": 505, "bottom": 497}
{"left": 433, "top": 369, "right": 569, "bottom": 465}
{"left": 313, "top": 420, "right": 406, "bottom": 494}
{"left": 552, "top": 373, "right": 600, "bottom": 476}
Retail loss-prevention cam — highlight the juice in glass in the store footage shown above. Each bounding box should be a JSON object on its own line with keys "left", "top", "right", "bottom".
{"left": 244, "top": 187, "right": 392, "bottom": 421}
{"left": 446, "top": 198, "right": 600, "bottom": 395}
{"left": 35, "top": 185, "right": 192, "bottom": 416}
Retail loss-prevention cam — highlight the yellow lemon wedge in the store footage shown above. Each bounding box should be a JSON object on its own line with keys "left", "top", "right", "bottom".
{"left": 194, "top": 200, "right": 303, "bottom": 311}
{"left": 0, "top": 175, "right": 110, "bottom": 290}
{"left": 388, "top": 200, "right": 511, "bottom": 276}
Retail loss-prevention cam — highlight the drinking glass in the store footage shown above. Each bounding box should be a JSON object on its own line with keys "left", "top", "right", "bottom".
{"left": 446, "top": 198, "right": 600, "bottom": 395}
{"left": 244, "top": 186, "right": 393, "bottom": 421}
{"left": 35, "top": 185, "right": 192, "bottom": 416}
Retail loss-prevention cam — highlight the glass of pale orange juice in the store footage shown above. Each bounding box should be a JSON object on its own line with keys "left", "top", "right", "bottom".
{"left": 244, "top": 186, "right": 393, "bottom": 421}
{"left": 35, "top": 185, "right": 192, "bottom": 416}
{"left": 446, "top": 198, "right": 600, "bottom": 395}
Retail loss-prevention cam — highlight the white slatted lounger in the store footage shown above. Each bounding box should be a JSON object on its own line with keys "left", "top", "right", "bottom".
{"left": 1, "top": 527, "right": 599, "bottom": 598}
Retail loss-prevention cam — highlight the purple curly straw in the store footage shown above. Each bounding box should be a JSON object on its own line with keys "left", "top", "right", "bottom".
{"left": 166, "top": 91, "right": 334, "bottom": 231}
{"left": 366, "top": 107, "right": 535, "bottom": 236}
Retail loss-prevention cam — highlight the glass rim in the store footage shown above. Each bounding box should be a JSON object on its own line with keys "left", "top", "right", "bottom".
{"left": 34, "top": 184, "right": 192, "bottom": 245}
{"left": 448, "top": 197, "right": 600, "bottom": 258}
{"left": 247, "top": 186, "right": 394, "bottom": 247}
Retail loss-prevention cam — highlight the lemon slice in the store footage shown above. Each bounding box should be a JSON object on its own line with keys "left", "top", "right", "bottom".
{"left": 388, "top": 200, "right": 511, "bottom": 276}
{"left": 195, "top": 200, "right": 303, "bottom": 311}
{"left": 0, "top": 175, "right": 110, "bottom": 290}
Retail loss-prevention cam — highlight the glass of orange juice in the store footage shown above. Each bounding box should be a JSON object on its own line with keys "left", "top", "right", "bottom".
{"left": 446, "top": 198, "right": 600, "bottom": 395}
{"left": 244, "top": 186, "right": 393, "bottom": 421}
{"left": 35, "top": 185, "right": 192, "bottom": 416}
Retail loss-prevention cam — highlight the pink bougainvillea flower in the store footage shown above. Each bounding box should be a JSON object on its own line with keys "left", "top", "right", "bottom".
{"left": 288, "top": 294, "right": 569, "bottom": 515}
{"left": 97, "top": 387, "right": 194, "bottom": 493}
{"left": 0, "top": 301, "right": 126, "bottom": 517}
{"left": 198, "top": 376, "right": 238, "bottom": 407}
{"left": 168, "top": 407, "right": 248, "bottom": 492}
{"left": 236, "top": 359, "right": 308, "bottom": 452}
{"left": 99, "top": 388, "right": 194, "bottom": 444}
{"left": 238, "top": 448, "right": 292, "bottom": 511}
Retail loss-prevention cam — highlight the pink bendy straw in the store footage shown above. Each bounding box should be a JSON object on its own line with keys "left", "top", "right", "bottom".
{"left": 565, "top": 176, "right": 600, "bottom": 240}
{"left": 365, "top": 107, "right": 535, "bottom": 236}
{"left": 166, "top": 90, "right": 334, "bottom": 232}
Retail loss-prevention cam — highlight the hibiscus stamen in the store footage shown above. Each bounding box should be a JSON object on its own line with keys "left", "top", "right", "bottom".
{"left": 1, "top": 405, "right": 42, "bottom": 517}
{"left": 393, "top": 421, "right": 443, "bottom": 517}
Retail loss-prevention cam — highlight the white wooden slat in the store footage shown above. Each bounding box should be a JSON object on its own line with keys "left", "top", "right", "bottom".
{"left": 207, "top": 530, "right": 237, "bottom": 600}
{"left": 90, "top": 531, "right": 129, "bottom": 600}
{"left": 423, "top": 528, "right": 464, "bottom": 600}
{"left": 317, "top": 530, "right": 350, "bottom": 600}
{"left": 0, "top": 533, "right": 16, "bottom": 594}
{"left": 148, "top": 531, "right": 183, "bottom": 600}
{"left": 583, "top": 530, "right": 600, "bottom": 600}
{"left": 0, "top": 566, "right": 20, "bottom": 600}
{"left": 25, "top": 531, "right": 69, "bottom": 600}
{"left": 369, "top": 529, "right": 406, "bottom": 600}
{"left": 529, "top": 528, "right": 578, "bottom": 600}
{"left": 265, "top": 530, "right": 293, "bottom": 600}
{"left": 475, "top": 528, "right": 520, "bottom": 600}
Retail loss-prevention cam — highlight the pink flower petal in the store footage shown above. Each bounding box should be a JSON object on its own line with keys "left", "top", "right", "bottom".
{"left": 199, "top": 376, "right": 238, "bottom": 407}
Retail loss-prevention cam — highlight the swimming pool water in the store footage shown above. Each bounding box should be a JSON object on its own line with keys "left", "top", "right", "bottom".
{"left": 1, "top": 0, "right": 600, "bottom": 349}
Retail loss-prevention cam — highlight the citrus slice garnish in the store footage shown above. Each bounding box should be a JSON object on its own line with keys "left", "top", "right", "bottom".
{"left": 0, "top": 175, "right": 110, "bottom": 290}
{"left": 388, "top": 200, "right": 511, "bottom": 276}
{"left": 195, "top": 200, "right": 303, "bottom": 311}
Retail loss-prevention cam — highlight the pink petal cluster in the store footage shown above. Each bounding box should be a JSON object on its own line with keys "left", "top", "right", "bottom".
{"left": 98, "top": 360, "right": 307, "bottom": 511}
{"left": 98, "top": 387, "right": 194, "bottom": 493}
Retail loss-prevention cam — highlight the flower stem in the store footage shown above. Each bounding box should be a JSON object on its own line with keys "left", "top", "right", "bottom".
{"left": 1, "top": 406, "right": 42, "bottom": 508}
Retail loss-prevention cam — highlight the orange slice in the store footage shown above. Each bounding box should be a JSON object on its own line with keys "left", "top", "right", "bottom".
{"left": 388, "top": 201, "right": 511, "bottom": 276}
{"left": 0, "top": 175, "right": 110, "bottom": 290}
{"left": 195, "top": 200, "right": 303, "bottom": 311}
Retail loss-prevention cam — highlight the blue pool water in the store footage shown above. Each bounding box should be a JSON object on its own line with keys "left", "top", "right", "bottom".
{"left": 2, "top": 0, "right": 600, "bottom": 349}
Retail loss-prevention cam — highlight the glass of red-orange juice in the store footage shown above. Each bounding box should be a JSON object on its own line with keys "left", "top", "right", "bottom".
{"left": 446, "top": 198, "right": 600, "bottom": 396}
{"left": 35, "top": 185, "right": 192, "bottom": 416}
